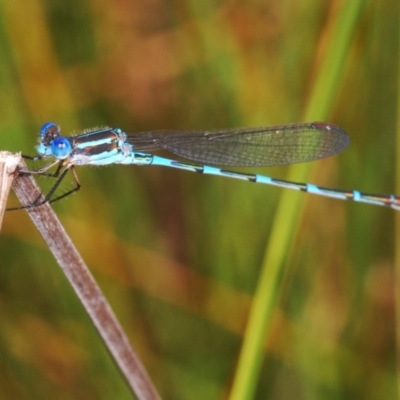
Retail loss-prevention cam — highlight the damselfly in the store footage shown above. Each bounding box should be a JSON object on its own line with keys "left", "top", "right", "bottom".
{"left": 9, "top": 121, "right": 400, "bottom": 210}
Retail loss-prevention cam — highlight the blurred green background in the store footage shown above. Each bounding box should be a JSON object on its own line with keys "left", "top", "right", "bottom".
{"left": 0, "top": 0, "right": 399, "bottom": 399}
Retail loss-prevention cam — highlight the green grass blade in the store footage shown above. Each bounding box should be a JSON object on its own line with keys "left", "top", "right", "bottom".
{"left": 230, "top": 1, "right": 369, "bottom": 399}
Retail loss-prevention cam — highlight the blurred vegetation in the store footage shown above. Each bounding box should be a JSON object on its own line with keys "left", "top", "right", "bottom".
{"left": 0, "top": 0, "right": 399, "bottom": 399}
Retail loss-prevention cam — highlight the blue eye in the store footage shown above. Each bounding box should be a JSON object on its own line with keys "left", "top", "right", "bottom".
{"left": 40, "top": 122, "right": 58, "bottom": 138}
{"left": 51, "top": 137, "right": 72, "bottom": 159}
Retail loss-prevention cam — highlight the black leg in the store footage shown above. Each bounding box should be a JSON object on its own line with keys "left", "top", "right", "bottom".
{"left": 7, "top": 165, "right": 81, "bottom": 211}
{"left": 40, "top": 166, "right": 81, "bottom": 206}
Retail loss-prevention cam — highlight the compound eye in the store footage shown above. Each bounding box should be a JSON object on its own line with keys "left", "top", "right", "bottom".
{"left": 40, "top": 122, "right": 57, "bottom": 136}
{"left": 51, "top": 137, "right": 72, "bottom": 159}
{"left": 39, "top": 122, "right": 61, "bottom": 147}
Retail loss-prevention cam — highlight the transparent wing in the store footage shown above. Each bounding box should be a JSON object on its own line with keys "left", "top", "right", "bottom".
{"left": 127, "top": 122, "right": 349, "bottom": 167}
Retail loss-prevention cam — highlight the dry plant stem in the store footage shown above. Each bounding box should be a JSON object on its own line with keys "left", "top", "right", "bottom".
{"left": 0, "top": 152, "right": 21, "bottom": 230}
{"left": 11, "top": 160, "right": 161, "bottom": 400}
